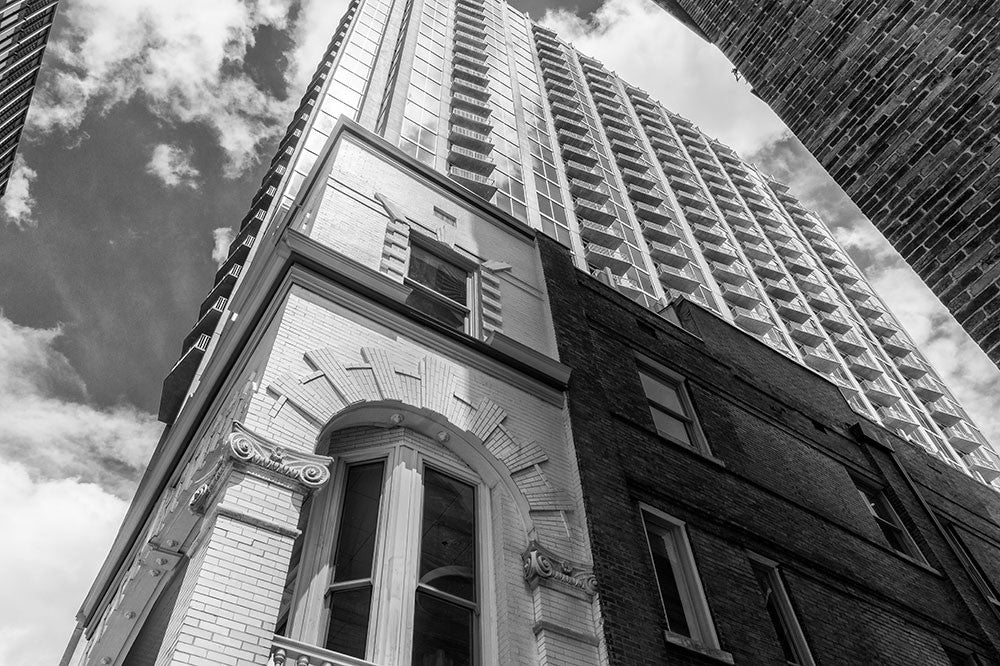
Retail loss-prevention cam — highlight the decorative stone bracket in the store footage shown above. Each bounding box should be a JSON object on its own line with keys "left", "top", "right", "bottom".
{"left": 522, "top": 541, "right": 597, "bottom": 598}
{"left": 190, "top": 422, "right": 334, "bottom": 515}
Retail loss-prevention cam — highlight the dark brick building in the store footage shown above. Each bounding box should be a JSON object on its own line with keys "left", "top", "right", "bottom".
{"left": 540, "top": 234, "right": 1000, "bottom": 665}
{"left": 652, "top": 1, "right": 1000, "bottom": 366}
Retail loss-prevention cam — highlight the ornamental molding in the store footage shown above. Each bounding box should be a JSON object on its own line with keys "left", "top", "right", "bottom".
{"left": 189, "top": 422, "right": 333, "bottom": 514}
{"left": 522, "top": 541, "right": 597, "bottom": 597}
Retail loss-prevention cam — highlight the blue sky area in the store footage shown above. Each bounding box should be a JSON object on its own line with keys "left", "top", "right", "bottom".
{"left": 1, "top": 0, "right": 998, "bottom": 661}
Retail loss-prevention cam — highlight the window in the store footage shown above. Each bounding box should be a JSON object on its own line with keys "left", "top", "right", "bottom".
{"left": 405, "top": 240, "right": 476, "bottom": 334}
{"left": 283, "top": 436, "right": 487, "bottom": 665}
{"left": 942, "top": 642, "right": 980, "bottom": 666}
{"left": 855, "top": 483, "right": 923, "bottom": 560}
{"left": 640, "top": 506, "right": 720, "bottom": 649}
{"left": 943, "top": 522, "right": 1000, "bottom": 606}
{"left": 748, "top": 557, "right": 814, "bottom": 666}
{"left": 637, "top": 364, "right": 704, "bottom": 450}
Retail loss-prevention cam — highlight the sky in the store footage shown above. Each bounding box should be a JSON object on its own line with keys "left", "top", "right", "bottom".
{"left": 1, "top": 0, "right": 998, "bottom": 662}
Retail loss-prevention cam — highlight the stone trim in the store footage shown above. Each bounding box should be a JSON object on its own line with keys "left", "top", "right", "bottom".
{"left": 216, "top": 503, "right": 302, "bottom": 539}
{"left": 522, "top": 540, "right": 597, "bottom": 597}
{"left": 532, "top": 620, "right": 600, "bottom": 647}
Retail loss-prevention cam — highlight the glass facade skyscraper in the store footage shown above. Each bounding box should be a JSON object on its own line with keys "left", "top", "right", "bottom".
{"left": 161, "top": 0, "right": 998, "bottom": 486}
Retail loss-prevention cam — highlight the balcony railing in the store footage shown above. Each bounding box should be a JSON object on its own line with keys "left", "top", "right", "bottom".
{"left": 633, "top": 201, "right": 674, "bottom": 225}
{"left": 719, "top": 281, "right": 763, "bottom": 308}
{"left": 862, "top": 375, "right": 901, "bottom": 406}
{"left": 845, "top": 351, "right": 882, "bottom": 380}
{"left": 269, "top": 635, "right": 374, "bottom": 666}
{"left": 910, "top": 373, "right": 945, "bottom": 400}
{"left": 648, "top": 239, "right": 690, "bottom": 267}
{"left": 832, "top": 329, "right": 868, "bottom": 356}
{"left": 585, "top": 243, "right": 632, "bottom": 274}
{"left": 564, "top": 158, "right": 603, "bottom": 183}
{"left": 689, "top": 221, "right": 728, "bottom": 246}
{"left": 658, "top": 261, "right": 703, "bottom": 293}
{"left": 570, "top": 177, "right": 611, "bottom": 203}
{"left": 447, "top": 144, "right": 495, "bottom": 174}
{"left": 927, "top": 397, "right": 964, "bottom": 427}
{"left": 449, "top": 124, "right": 493, "bottom": 151}
{"left": 449, "top": 166, "right": 497, "bottom": 197}
{"left": 580, "top": 219, "right": 625, "bottom": 249}
{"left": 788, "top": 320, "right": 826, "bottom": 346}
{"left": 774, "top": 297, "right": 812, "bottom": 323}
{"left": 620, "top": 166, "right": 658, "bottom": 189}
{"left": 640, "top": 220, "right": 684, "bottom": 244}
{"left": 896, "top": 353, "right": 929, "bottom": 379}
{"left": 879, "top": 404, "right": 921, "bottom": 434}
{"left": 817, "top": 309, "right": 852, "bottom": 333}
{"left": 701, "top": 239, "right": 739, "bottom": 265}
{"left": 574, "top": 198, "right": 617, "bottom": 224}
{"left": 763, "top": 277, "right": 798, "bottom": 301}
{"left": 801, "top": 343, "right": 840, "bottom": 373}
{"left": 627, "top": 182, "right": 666, "bottom": 206}
{"left": 944, "top": 421, "right": 984, "bottom": 455}
{"left": 731, "top": 304, "right": 774, "bottom": 334}
{"left": 712, "top": 260, "right": 751, "bottom": 285}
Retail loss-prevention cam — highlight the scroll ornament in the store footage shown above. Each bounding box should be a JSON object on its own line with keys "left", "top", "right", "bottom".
{"left": 522, "top": 541, "right": 597, "bottom": 597}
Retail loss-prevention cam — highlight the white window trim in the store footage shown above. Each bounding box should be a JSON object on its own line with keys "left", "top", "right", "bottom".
{"left": 746, "top": 552, "right": 815, "bottom": 666}
{"left": 855, "top": 481, "right": 925, "bottom": 563}
{"left": 405, "top": 231, "right": 483, "bottom": 338}
{"left": 635, "top": 354, "right": 712, "bottom": 456}
{"left": 639, "top": 503, "right": 721, "bottom": 652}
{"left": 285, "top": 437, "right": 499, "bottom": 666}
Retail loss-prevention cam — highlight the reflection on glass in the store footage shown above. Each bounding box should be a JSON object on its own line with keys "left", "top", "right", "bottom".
{"left": 412, "top": 591, "right": 474, "bottom": 666}
{"left": 326, "top": 587, "right": 374, "bottom": 657}
{"left": 647, "top": 526, "right": 691, "bottom": 637}
{"left": 419, "top": 468, "right": 476, "bottom": 601}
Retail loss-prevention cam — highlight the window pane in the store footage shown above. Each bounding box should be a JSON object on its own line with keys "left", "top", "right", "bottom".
{"left": 408, "top": 244, "right": 468, "bottom": 305}
{"left": 419, "top": 468, "right": 476, "bottom": 602}
{"left": 333, "top": 462, "right": 385, "bottom": 582}
{"left": 405, "top": 289, "right": 467, "bottom": 330}
{"left": 412, "top": 590, "right": 473, "bottom": 666}
{"left": 651, "top": 407, "right": 692, "bottom": 446}
{"left": 639, "top": 370, "right": 685, "bottom": 414}
{"left": 325, "top": 586, "right": 373, "bottom": 657}
{"left": 751, "top": 563, "right": 799, "bottom": 663}
{"left": 647, "top": 526, "right": 691, "bottom": 637}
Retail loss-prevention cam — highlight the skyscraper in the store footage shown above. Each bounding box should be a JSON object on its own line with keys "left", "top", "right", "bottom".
{"left": 64, "top": 1, "right": 1000, "bottom": 665}
{"left": 0, "top": 0, "right": 59, "bottom": 196}
{"left": 649, "top": 0, "right": 1000, "bottom": 368}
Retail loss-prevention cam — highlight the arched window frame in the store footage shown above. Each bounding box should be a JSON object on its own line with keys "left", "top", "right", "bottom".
{"left": 282, "top": 428, "right": 499, "bottom": 666}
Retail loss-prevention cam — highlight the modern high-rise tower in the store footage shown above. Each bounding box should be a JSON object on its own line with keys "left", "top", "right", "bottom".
{"left": 64, "top": 1, "right": 1000, "bottom": 665}
{"left": 649, "top": 1, "right": 1000, "bottom": 368}
{"left": 0, "top": 0, "right": 59, "bottom": 195}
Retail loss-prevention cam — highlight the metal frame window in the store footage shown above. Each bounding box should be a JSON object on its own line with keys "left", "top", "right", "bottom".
{"left": 747, "top": 554, "right": 814, "bottom": 666}
{"left": 640, "top": 505, "right": 720, "bottom": 649}
{"left": 855, "top": 482, "right": 923, "bottom": 561}
{"left": 636, "top": 359, "right": 707, "bottom": 452}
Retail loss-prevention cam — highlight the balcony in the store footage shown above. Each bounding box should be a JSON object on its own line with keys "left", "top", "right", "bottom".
{"left": 615, "top": 151, "right": 651, "bottom": 173}
{"left": 455, "top": 4, "right": 486, "bottom": 24}
{"left": 772, "top": 239, "right": 804, "bottom": 259}
{"left": 667, "top": 171, "right": 702, "bottom": 194}
{"left": 945, "top": 421, "right": 984, "bottom": 455}
{"left": 881, "top": 333, "right": 911, "bottom": 358}
{"left": 788, "top": 320, "right": 826, "bottom": 347}
{"left": 585, "top": 243, "right": 632, "bottom": 274}
{"left": 801, "top": 343, "right": 840, "bottom": 373}
{"left": 565, "top": 158, "right": 603, "bottom": 183}
{"left": 453, "top": 63, "right": 489, "bottom": 86}
{"left": 609, "top": 137, "right": 645, "bottom": 159}
{"left": 822, "top": 250, "right": 850, "bottom": 270}
{"left": 182, "top": 296, "right": 227, "bottom": 353}
{"left": 845, "top": 351, "right": 882, "bottom": 380}
{"left": 603, "top": 123, "right": 636, "bottom": 144}
{"left": 544, "top": 76, "right": 576, "bottom": 97}
{"left": 862, "top": 375, "right": 901, "bottom": 406}
{"left": 896, "top": 353, "right": 929, "bottom": 379}
{"left": 627, "top": 182, "right": 666, "bottom": 207}
{"left": 580, "top": 219, "right": 624, "bottom": 249}
{"left": 682, "top": 205, "right": 717, "bottom": 225}
{"left": 269, "top": 635, "right": 373, "bottom": 666}
{"left": 451, "top": 75, "right": 490, "bottom": 100}
{"left": 659, "top": 158, "right": 694, "bottom": 180}
{"left": 910, "top": 373, "right": 945, "bottom": 401}
{"left": 763, "top": 277, "right": 798, "bottom": 301}
{"left": 596, "top": 98, "right": 630, "bottom": 119}
{"left": 841, "top": 281, "right": 873, "bottom": 301}
{"left": 701, "top": 239, "right": 739, "bottom": 265}
{"left": 615, "top": 162, "right": 655, "bottom": 187}
{"left": 713, "top": 193, "right": 744, "bottom": 213}
{"left": 690, "top": 221, "right": 728, "bottom": 245}
{"left": 712, "top": 260, "right": 751, "bottom": 285}
{"left": 637, "top": 109, "right": 666, "bottom": 129}
{"left": 549, "top": 100, "right": 585, "bottom": 123}
{"left": 449, "top": 166, "right": 497, "bottom": 198}
{"left": 927, "top": 396, "right": 963, "bottom": 427}
{"left": 805, "top": 288, "right": 839, "bottom": 314}
{"left": 449, "top": 124, "right": 493, "bottom": 151}
{"left": 556, "top": 126, "right": 592, "bottom": 150}
{"left": 866, "top": 315, "right": 897, "bottom": 337}
{"left": 561, "top": 143, "right": 599, "bottom": 166}
{"left": 639, "top": 224, "right": 684, "bottom": 251}
{"left": 453, "top": 40, "right": 488, "bottom": 64}
{"left": 453, "top": 49, "right": 489, "bottom": 75}
{"left": 648, "top": 239, "right": 690, "bottom": 267}
{"left": 753, "top": 257, "right": 786, "bottom": 279}
{"left": 719, "top": 281, "right": 762, "bottom": 308}
{"left": 658, "top": 261, "right": 703, "bottom": 293}
{"left": 795, "top": 273, "right": 825, "bottom": 294}
{"left": 784, "top": 255, "right": 814, "bottom": 276}
{"left": 452, "top": 90, "right": 491, "bottom": 114}
{"left": 569, "top": 177, "right": 610, "bottom": 202}
{"left": 673, "top": 188, "right": 708, "bottom": 208}
{"left": 633, "top": 202, "right": 674, "bottom": 225}
{"left": 832, "top": 329, "right": 868, "bottom": 356}
{"left": 447, "top": 144, "right": 495, "bottom": 175}
{"left": 774, "top": 297, "right": 811, "bottom": 323}
{"left": 574, "top": 198, "right": 617, "bottom": 224}
{"left": 853, "top": 297, "right": 882, "bottom": 319}
{"left": 817, "top": 309, "right": 853, "bottom": 333}
{"left": 797, "top": 223, "right": 826, "bottom": 241}
{"left": 731, "top": 304, "right": 774, "bottom": 334}
{"left": 450, "top": 106, "right": 491, "bottom": 133}
{"left": 879, "top": 404, "right": 921, "bottom": 434}
{"left": 546, "top": 87, "right": 579, "bottom": 109}
{"left": 609, "top": 273, "right": 646, "bottom": 300}
{"left": 454, "top": 15, "right": 487, "bottom": 38}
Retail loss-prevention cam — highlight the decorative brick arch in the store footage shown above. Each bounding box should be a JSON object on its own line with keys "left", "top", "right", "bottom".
{"left": 266, "top": 346, "right": 574, "bottom": 539}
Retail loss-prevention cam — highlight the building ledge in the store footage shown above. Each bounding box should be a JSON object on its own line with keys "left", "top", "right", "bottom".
{"left": 664, "top": 631, "right": 734, "bottom": 664}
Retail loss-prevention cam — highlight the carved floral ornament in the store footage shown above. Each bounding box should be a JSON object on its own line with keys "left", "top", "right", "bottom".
{"left": 522, "top": 540, "right": 597, "bottom": 597}
{"left": 190, "top": 423, "right": 334, "bottom": 514}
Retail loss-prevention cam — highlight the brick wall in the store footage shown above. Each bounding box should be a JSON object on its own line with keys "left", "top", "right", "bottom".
{"left": 538, "top": 235, "right": 1000, "bottom": 664}
{"left": 655, "top": 0, "right": 1000, "bottom": 366}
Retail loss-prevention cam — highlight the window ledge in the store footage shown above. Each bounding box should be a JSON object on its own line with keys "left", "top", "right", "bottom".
{"left": 611, "top": 409, "right": 726, "bottom": 468}
{"left": 664, "top": 631, "right": 734, "bottom": 664}
{"left": 485, "top": 330, "right": 571, "bottom": 387}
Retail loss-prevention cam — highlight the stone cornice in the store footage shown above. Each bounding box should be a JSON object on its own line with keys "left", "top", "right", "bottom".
{"left": 522, "top": 541, "right": 597, "bottom": 598}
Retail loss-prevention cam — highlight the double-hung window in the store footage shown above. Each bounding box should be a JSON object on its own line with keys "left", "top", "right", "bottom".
{"left": 748, "top": 556, "right": 814, "bottom": 666}
{"left": 640, "top": 505, "right": 720, "bottom": 650}
{"left": 405, "top": 239, "right": 476, "bottom": 334}
{"left": 943, "top": 522, "right": 1000, "bottom": 607}
{"left": 637, "top": 363, "right": 705, "bottom": 452}
{"left": 855, "top": 482, "right": 923, "bottom": 561}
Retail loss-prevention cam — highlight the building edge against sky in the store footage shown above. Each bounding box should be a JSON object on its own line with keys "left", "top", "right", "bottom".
{"left": 0, "top": 0, "right": 60, "bottom": 196}
{"left": 158, "top": 0, "right": 998, "bottom": 484}
{"left": 648, "top": 0, "right": 1000, "bottom": 370}
{"left": 61, "top": 0, "right": 1000, "bottom": 663}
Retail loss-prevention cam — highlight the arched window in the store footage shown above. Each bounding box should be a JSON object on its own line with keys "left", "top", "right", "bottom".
{"left": 279, "top": 427, "right": 489, "bottom": 666}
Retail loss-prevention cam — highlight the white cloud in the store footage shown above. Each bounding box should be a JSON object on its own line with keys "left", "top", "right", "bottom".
{"left": 0, "top": 463, "right": 128, "bottom": 665}
{"left": 212, "top": 226, "right": 235, "bottom": 264}
{"left": 2, "top": 154, "right": 38, "bottom": 229}
{"left": 539, "top": 0, "right": 789, "bottom": 155}
{"left": 146, "top": 143, "right": 200, "bottom": 189}
{"left": 286, "top": 0, "right": 353, "bottom": 96}
{"left": 0, "top": 313, "right": 161, "bottom": 497}
{"left": 29, "top": 0, "right": 298, "bottom": 176}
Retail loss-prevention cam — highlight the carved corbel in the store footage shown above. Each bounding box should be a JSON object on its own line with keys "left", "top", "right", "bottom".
{"left": 522, "top": 541, "right": 597, "bottom": 597}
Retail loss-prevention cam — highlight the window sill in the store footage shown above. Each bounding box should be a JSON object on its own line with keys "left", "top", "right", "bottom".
{"left": 664, "top": 631, "right": 734, "bottom": 664}
{"left": 611, "top": 409, "right": 726, "bottom": 469}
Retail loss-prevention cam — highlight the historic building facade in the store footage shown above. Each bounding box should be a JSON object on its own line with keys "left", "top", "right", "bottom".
{"left": 0, "top": 0, "right": 59, "bottom": 196}
{"left": 63, "top": 0, "right": 1000, "bottom": 664}
{"left": 651, "top": 0, "right": 1000, "bottom": 368}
